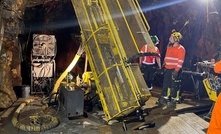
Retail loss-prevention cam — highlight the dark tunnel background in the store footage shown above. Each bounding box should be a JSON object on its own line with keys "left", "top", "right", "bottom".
{"left": 18, "top": 0, "right": 221, "bottom": 97}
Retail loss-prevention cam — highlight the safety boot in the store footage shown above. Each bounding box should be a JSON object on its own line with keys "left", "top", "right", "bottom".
{"left": 148, "top": 86, "right": 153, "bottom": 91}
{"left": 167, "top": 99, "right": 176, "bottom": 109}
{"left": 156, "top": 96, "right": 168, "bottom": 106}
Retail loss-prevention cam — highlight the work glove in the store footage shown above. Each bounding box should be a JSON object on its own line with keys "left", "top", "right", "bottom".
{"left": 172, "top": 70, "right": 178, "bottom": 80}
{"left": 156, "top": 68, "right": 164, "bottom": 75}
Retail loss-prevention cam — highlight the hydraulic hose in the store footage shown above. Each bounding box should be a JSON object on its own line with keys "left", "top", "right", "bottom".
{"left": 51, "top": 44, "right": 84, "bottom": 95}
{"left": 12, "top": 99, "right": 59, "bottom": 132}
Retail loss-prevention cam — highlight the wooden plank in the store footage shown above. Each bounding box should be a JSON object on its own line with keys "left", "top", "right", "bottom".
{"left": 0, "top": 98, "right": 31, "bottom": 119}
{"left": 158, "top": 117, "right": 182, "bottom": 134}
{"left": 143, "top": 96, "right": 158, "bottom": 109}
{"left": 176, "top": 103, "right": 193, "bottom": 110}
{"left": 171, "top": 116, "right": 203, "bottom": 134}
{"left": 129, "top": 129, "right": 159, "bottom": 134}
{"left": 166, "top": 117, "right": 188, "bottom": 134}
{"left": 1, "top": 107, "right": 15, "bottom": 119}
{"left": 185, "top": 113, "right": 209, "bottom": 129}
{"left": 178, "top": 113, "right": 208, "bottom": 133}
{"left": 157, "top": 113, "right": 208, "bottom": 134}
{"left": 143, "top": 96, "right": 196, "bottom": 111}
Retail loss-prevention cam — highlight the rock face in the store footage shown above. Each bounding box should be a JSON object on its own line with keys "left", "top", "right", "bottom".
{"left": 0, "top": 0, "right": 221, "bottom": 108}
{"left": 0, "top": 0, "right": 27, "bottom": 108}
{"left": 0, "top": 0, "right": 83, "bottom": 108}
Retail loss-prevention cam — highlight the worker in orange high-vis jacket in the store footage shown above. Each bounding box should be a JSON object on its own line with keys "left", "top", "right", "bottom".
{"left": 158, "top": 30, "right": 186, "bottom": 108}
{"left": 140, "top": 35, "right": 161, "bottom": 91}
{"left": 207, "top": 60, "right": 221, "bottom": 134}
{"left": 207, "top": 93, "right": 221, "bottom": 134}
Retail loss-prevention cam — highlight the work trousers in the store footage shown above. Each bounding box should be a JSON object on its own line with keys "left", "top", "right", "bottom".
{"left": 140, "top": 64, "right": 156, "bottom": 88}
{"left": 161, "top": 69, "right": 180, "bottom": 98}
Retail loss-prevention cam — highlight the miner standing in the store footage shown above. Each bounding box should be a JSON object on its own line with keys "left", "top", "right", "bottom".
{"left": 158, "top": 30, "right": 186, "bottom": 108}
{"left": 207, "top": 60, "right": 221, "bottom": 134}
{"left": 140, "top": 35, "right": 161, "bottom": 91}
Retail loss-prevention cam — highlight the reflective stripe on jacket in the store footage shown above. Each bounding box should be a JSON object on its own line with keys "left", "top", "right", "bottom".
{"left": 140, "top": 45, "right": 160, "bottom": 65}
{"left": 164, "top": 44, "right": 185, "bottom": 72}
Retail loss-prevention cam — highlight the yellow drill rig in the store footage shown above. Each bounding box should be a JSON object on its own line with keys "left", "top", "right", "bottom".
{"left": 53, "top": 0, "right": 159, "bottom": 122}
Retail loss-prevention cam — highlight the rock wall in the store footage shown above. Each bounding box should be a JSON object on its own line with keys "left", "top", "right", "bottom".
{"left": 0, "top": 0, "right": 27, "bottom": 108}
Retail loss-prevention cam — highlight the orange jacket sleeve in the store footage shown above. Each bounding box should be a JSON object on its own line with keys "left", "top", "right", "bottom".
{"left": 207, "top": 93, "right": 221, "bottom": 134}
{"left": 175, "top": 46, "right": 185, "bottom": 72}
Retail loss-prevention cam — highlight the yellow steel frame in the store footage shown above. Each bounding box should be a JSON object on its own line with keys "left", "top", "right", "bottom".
{"left": 71, "top": 0, "right": 152, "bottom": 121}
{"left": 203, "top": 78, "right": 218, "bottom": 102}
